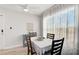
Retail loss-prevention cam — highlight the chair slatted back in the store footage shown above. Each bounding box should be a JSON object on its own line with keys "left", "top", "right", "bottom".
{"left": 26, "top": 35, "right": 37, "bottom": 55}
{"left": 51, "top": 38, "right": 64, "bottom": 55}
{"left": 26, "top": 35, "right": 33, "bottom": 55}
{"left": 47, "top": 33, "right": 55, "bottom": 39}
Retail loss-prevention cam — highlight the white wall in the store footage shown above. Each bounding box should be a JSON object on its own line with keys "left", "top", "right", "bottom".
{"left": 0, "top": 8, "right": 40, "bottom": 49}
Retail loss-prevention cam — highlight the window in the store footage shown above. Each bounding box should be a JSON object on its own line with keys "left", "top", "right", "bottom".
{"left": 43, "top": 7, "right": 76, "bottom": 54}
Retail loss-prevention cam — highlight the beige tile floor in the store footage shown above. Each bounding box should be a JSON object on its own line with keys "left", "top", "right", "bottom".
{"left": 0, "top": 47, "right": 28, "bottom": 55}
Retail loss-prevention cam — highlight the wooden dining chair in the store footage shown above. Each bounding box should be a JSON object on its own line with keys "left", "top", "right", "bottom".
{"left": 47, "top": 33, "right": 55, "bottom": 39}
{"left": 44, "top": 33, "right": 55, "bottom": 54}
{"left": 44, "top": 38, "right": 64, "bottom": 55}
{"left": 26, "top": 35, "right": 37, "bottom": 55}
{"left": 29, "top": 32, "right": 37, "bottom": 37}
{"left": 51, "top": 38, "right": 64, "bottom": 55}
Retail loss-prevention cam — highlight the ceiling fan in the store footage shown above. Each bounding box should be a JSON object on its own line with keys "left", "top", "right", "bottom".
{"left": 18, "top": 4, "right": 39, "bottom": 12}
{"left": 20, "top": 4, "right": 29, "bottom": 12}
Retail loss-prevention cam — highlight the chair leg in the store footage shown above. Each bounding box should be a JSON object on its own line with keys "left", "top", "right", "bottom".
{"left": 27, "top": 47, "right": 30, "bottom": 55}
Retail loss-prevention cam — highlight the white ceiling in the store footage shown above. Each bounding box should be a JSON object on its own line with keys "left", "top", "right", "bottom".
{"left": 0, "top": 4, "right": 53, "bottom": 15}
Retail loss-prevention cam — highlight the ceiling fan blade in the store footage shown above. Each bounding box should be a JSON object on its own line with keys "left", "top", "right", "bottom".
{"left": 17, "top": 4, "right": 28, "bottom": 9}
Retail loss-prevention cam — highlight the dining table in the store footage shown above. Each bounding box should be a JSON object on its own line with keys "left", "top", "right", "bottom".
{"left": 31, "top": 37, "right": 52, "bottom": 55}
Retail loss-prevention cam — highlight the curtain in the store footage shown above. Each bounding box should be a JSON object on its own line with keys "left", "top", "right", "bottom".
{"left": 43, "top": 7, "right": 76, "bottom": 54}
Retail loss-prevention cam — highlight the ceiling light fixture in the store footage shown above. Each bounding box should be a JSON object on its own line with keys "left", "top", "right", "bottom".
{"left": 23, "top": 4, "right": 29, "bottom": 12}
{"left": 24, "top": 8, "right": 29, "bottom": 12}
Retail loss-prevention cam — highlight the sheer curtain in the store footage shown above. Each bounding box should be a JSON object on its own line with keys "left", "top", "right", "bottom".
{"left": 43, "top": 7, "right": 76, "bottom": 54}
